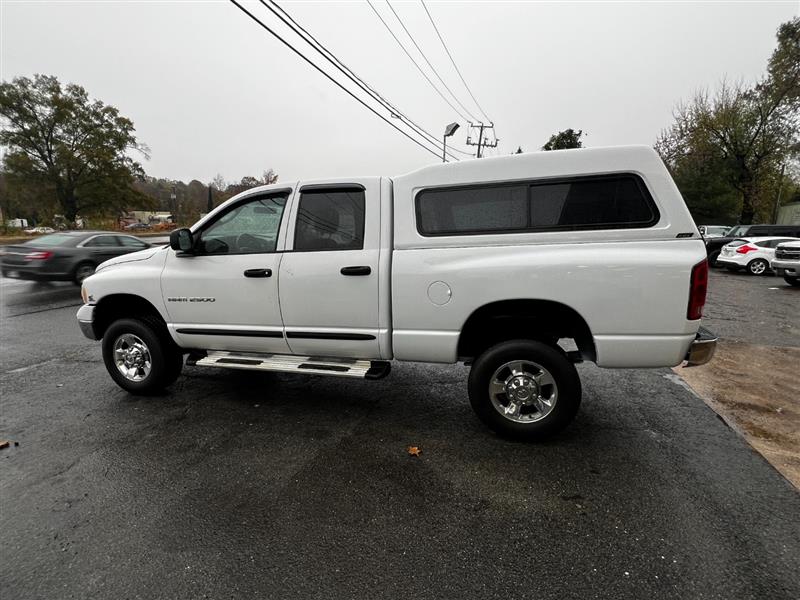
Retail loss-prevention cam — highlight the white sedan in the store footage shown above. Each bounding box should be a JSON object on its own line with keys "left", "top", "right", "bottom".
{"left": 717, "top": 236, "right": 800, "bottom": 275}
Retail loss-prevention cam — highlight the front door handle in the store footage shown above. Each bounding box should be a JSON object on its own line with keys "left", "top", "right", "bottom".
{"left": 340, "top": 266, "right": 371, "bottom": 276}
{"left": 243, "top": 268, "right": 272, "bottom": 278}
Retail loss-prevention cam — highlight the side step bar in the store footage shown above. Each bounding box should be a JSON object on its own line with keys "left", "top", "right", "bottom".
{"left": 187, "top": 351, "right": 391, "bottom": 380}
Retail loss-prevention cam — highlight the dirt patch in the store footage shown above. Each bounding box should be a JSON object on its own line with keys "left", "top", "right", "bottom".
{"left": 675, "top": 341, "right": 800, "bottom": 488}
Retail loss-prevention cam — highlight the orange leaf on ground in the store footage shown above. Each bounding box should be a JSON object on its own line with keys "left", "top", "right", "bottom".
{"left": 407, "top": 446, "right": 421, "bottom": 457}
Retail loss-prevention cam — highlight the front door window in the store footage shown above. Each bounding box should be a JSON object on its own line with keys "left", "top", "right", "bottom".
{"left": 199, "top": 196, "right": 287, "bottom": 255}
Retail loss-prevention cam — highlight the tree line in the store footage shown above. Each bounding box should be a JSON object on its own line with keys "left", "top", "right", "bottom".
{"left": 0, "top": 17, "right": 797, "bottom": 229}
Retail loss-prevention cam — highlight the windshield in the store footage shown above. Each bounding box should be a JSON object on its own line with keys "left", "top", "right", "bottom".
{"left": 727, "top": 239, "right": 748, "bottom": 247}
{"left": 25, "top": 233, "right": 76, "bottom": 247}
{"left": 727, "top": 226, "right": 748, "bottom": 236}
{"left": 705, "top": 226, "right": 729, "bottom": 236}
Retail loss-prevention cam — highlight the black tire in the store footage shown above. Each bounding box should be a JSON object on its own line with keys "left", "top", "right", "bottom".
{"left": 785, "top": 275, "right": 800, "bottom": 287}
{"left": 73, "top": 261, "right": 96, "bottom": 285}
{"left": 708, "top": 250, "right": 720, "bottom": 267}
{"left": 747, "top": 258, "right": 769, "bottom": 276}
{"left": 102, "top": 317, "right": 183, "bottom": 394}
{"left": 468, "top": 340, "right": 581, "bottom": 440}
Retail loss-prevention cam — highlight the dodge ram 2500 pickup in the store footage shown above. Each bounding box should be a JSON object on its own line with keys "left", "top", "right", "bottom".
{"left": 77, "top": 146, "right": 716, "bottom": 439}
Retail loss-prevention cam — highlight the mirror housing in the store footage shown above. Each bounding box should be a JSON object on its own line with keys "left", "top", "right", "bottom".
{"left": 170, "top": 228, "right": 194, "bottom": 253}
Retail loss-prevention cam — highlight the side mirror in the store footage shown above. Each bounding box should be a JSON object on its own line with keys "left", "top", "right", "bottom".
{"left": 170, "top": 228, "right": 194, "bottom": 252}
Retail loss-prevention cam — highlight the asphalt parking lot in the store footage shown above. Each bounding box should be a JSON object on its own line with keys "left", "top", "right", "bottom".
{"left": 1, "top": 270, "right": 799, "bottom": 599}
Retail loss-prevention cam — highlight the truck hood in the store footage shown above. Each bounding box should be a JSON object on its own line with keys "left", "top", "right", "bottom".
{"left": 777, "top": 241, "right": 800, "bottom": 249}
{"left": 95, "top": 245, "right": 166, "bottom": 272}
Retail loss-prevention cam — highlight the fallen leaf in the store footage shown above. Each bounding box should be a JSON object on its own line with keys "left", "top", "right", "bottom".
{"left": 407, "top": 446, "right": 422, "bottom": 457}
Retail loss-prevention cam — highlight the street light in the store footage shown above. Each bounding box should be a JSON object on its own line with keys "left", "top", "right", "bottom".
{"left": 443, "top": 122, "right": 460, "bottom": 163}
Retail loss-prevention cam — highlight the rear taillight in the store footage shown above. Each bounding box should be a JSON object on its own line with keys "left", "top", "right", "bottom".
{"left": 687, "top": 259, "right": 708, "bottom": 320}
{"left": 736, "top": 244, "right": 757, "bottom": 254}
{"left": 25, "top": 251, "right": 53, "bottom": 260}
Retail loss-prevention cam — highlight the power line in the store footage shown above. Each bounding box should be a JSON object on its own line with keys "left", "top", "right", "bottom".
{"left": 384, "top": 0, "right": 481, "bottom": 123}
{"left": 262, "top": 0, "right": 468, "bottom": 159}
{"left": 420, "top": 0, "right": 492, "bottom": 124}
{"left": 365, "top": 0, "right": 472, "bottom": 123}
{"left": 228, "top": 0, "right": 443, "bottom": 160}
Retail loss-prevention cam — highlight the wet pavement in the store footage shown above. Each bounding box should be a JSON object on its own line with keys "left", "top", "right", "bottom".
{"left": 676, "top": 267, "right": 800, "bottom": 488}
{"left": 1, "top": 270, "right": 799, "bottom": 599}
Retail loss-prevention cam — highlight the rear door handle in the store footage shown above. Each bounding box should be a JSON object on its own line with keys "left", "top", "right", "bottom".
{"left": 243, "top": 268, "right": 272, "bottom": 278}
{"left": 340, "top": 266, "right": 371, "bottom": 276}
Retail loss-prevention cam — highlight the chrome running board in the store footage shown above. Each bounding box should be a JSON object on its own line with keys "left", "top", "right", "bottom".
{"left": 188, "top": 351, "right": 391, "bottom": 379}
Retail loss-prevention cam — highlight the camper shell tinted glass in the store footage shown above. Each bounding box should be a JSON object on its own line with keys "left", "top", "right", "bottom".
{"left": 415, "top": 173, "right": 659, "bottom": 236}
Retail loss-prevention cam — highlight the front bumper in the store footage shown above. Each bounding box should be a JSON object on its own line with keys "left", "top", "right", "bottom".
{"left": 683, "top": 326, "right": 717, "bottom": 367}
{"left": 76, "top": 304, "right": 99, "bottom": 340}
{"left": 770, "top": 259, "right": 799, "bottom": 276}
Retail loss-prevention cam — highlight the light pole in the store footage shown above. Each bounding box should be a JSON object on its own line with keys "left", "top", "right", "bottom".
{"left": 443, "top": 122, "right": 459, "bottom": 163}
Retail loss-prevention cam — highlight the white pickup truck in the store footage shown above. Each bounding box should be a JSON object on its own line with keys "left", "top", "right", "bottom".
{"left": 77, "top": 146, "right": 716, "bottom": 439}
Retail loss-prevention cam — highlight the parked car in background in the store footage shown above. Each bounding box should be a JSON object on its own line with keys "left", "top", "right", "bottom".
{"left": 699, "top": 225, "right": 730, "bottom": 238}
{"left": 715, "top": 236, "right": 800, "bottom": 275}
{"left": 704, "top": 224, "right": 800, "bottom": 266}
{"left": 1, "top": 231, "right": 151, "bottom": 285}
{"left": 124, "top": 222, "right": 151, "bottom": 231}
{"left": 24, "top": 226, "right": 56, "bottom": 235}
{"left": 771, "top": 240, "right": 800, "bottom": 286}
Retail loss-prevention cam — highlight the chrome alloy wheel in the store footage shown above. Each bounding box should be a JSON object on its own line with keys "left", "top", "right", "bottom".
{"left": 113, "top": 334, "right": 152, "bottom": 382}
{"left": 749, "top": 260, "right": 767, "bottom": 275}
{"left": 488, "top": 360, "right": 558, "bottom": 423}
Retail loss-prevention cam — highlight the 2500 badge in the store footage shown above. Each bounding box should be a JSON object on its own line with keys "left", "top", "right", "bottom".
{"left": 167, "top": 297, "right": 216, "bottom": 303}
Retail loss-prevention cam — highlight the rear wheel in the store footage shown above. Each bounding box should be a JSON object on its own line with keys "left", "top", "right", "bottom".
{"left": 708, "top": 250, "right": 720, "bottom": 267}
{"left": 73, "top": 262, "right": 95, "bottom": 285}
{"left": 747, "top": 258, "right": 769, "bottom": 276}
{"left": 785, "top": 275, "right": 800, "bottom": 287}
{"left": 102, "top": 318, "right": 183, "bottom": 394}
{"left": 468, "top": 340, "right": 581, "bottom": 440}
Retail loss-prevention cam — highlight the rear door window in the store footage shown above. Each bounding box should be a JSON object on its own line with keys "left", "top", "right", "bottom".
{"left": 117, "top": 236, "right": 148, "bottom": 249}
{"left": 84, "top": 235, "right": 120, "bottom": 247}
{"left": 294, "top": 188, "right": 366, "bottom": 251}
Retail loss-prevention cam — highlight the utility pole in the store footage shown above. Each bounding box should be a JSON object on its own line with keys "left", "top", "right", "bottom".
{"left": 466, "top": 122, "right": 498, "bottom": 158}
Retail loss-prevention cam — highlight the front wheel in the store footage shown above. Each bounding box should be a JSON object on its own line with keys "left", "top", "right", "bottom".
{"left": 785, "top": 275, "right": 800, "bottom": 287}
{"left": 468, "top": 340, "right": 581, "bottom": 440}
{"left": 102, "top": 318, "right": 183, "bottom": 394}
{"left": 747, "top": 258, "right": 769, "bottom": 276}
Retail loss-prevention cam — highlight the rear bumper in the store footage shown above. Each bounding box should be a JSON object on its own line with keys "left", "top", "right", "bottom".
{"left": 715, "top": 257, "right": 743, "bottom": 268}
{"left": 76, "top": 304, "right": 99, "bottom": 340}
{"left": 1, "top": 265, "right": 73, "bottom": 281}
{"left": 683, "top": 326, "right": 717, "bottom": 367}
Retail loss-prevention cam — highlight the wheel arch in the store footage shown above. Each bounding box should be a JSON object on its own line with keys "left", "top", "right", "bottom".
{"left": 457, "top": 299, "right": 596, "bottom": 362}
{"left": 93, "top": 293, "right": 167, "bottom": 340}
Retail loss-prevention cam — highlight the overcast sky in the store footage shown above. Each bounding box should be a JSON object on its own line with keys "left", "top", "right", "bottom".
{"left": 1, "top": 0, "right": 797, "bottom": 184}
